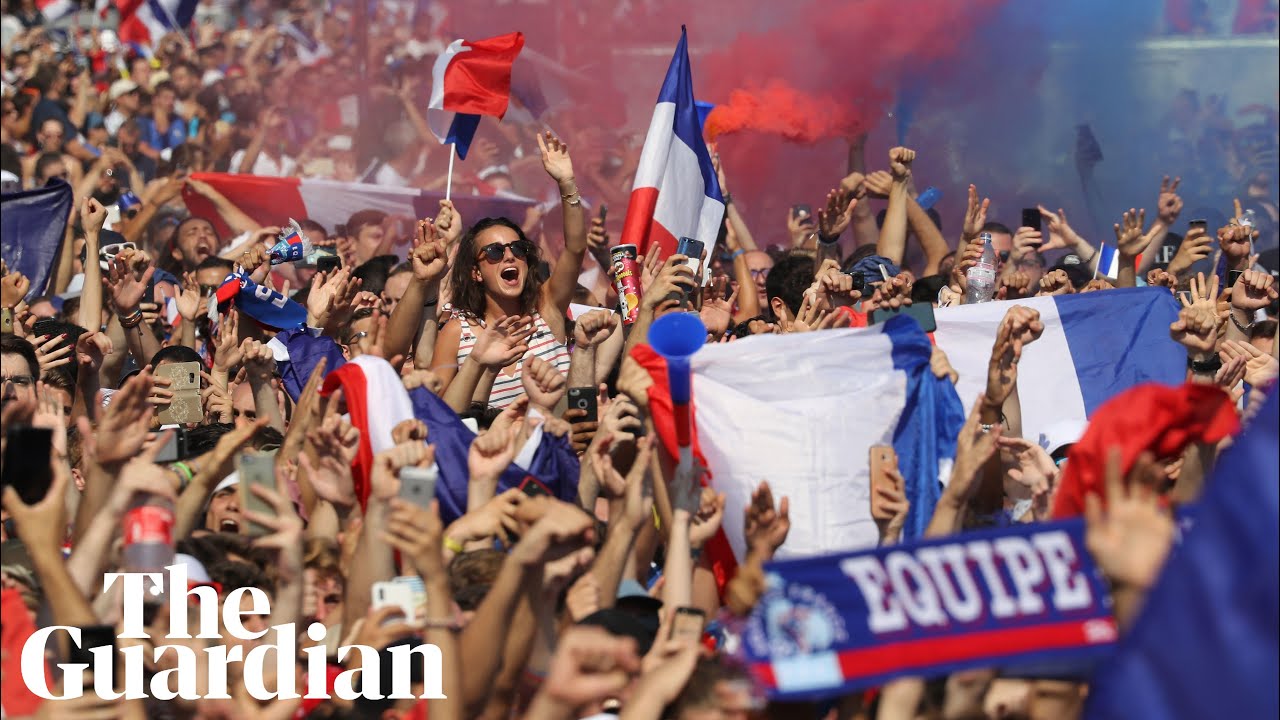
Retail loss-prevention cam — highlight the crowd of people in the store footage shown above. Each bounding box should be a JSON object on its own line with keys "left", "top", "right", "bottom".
{"left": 2, "top": 1, "right": 1279, "bottom": 720}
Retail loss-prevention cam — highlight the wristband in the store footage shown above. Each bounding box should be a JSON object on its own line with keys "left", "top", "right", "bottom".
{"left": 424, "top": 297, "right": 439, "bottom": 309}
{"left": 723, "top": 192, "right": 733, "bottom": 205}
{"left": 119, "top": 308, "right": 144, "bottom": 328}
{"left": 1230, "top": 311, "right": 1257, "bottom": 333}
{"left": 1188, "top": 355, "right": 1222, "bottom": 374}
{"left": 817, "top": 234, "right": 841, "bottom": 246}
{"left": 729, "top": 249, "right": 745, "bottom": 260}
{"left": 443, "top": 536, "right": 464, "bottom": 554}
{"left": 172, "top": 462, "right": 195, "bottom": 491}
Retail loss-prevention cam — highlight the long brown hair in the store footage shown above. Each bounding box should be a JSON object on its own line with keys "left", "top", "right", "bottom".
{"left": 447, "top": 217, "right": 543, "bottom": 320}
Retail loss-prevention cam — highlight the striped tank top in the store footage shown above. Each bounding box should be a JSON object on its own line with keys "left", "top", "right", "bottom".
{"left": 453, "top": 311, "right": 572, "bottom": 409}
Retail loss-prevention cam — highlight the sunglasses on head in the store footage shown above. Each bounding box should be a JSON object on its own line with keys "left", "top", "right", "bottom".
{"left": 476, "top": 239, "right": 534, "bottom": 263}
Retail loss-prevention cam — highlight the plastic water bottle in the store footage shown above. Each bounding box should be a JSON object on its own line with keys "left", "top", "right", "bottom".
{"left": 123, "top": 497, "right": 177, "bottom": 606}
{"left": 965, "top": 233, "right": 998, "bottom": 304}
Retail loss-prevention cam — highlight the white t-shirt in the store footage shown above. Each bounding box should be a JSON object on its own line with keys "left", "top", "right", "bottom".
{"left": 228, "top": 149, "right": 297, "bottom": 177}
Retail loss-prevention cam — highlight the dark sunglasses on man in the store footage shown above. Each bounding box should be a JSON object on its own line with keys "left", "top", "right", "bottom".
{"left": 476, "top": 239, "right": 535, "bottom": 264}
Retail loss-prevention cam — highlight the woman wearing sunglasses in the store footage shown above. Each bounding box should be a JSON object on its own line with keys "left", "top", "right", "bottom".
{"left": 433, "top": 132, "right": 587, "bottom": 410}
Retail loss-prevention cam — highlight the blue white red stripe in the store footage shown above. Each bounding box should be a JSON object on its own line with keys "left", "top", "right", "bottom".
{"left": 116, "top": 0, "right": 198, "bottom": 48}
{"left": 619, "top": 27, "right": 724, "bottom": 259}
{"left": 37, "top": 0, "right": 78, "bottom": 23}
{"left": 427, "top": 32, "right": 525, "bottom": 160}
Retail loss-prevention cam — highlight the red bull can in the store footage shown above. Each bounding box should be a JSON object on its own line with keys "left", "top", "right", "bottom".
{"left": 611, "top": 244, "right": 641, "bottom": 325}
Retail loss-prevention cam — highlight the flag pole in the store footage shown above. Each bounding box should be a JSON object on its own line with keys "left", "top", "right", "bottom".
{"left": 445, "top": 143, "right": 455, "bottom": 201}
{"left": 1093, "top": 243, "right": 1104, "bottom": 280}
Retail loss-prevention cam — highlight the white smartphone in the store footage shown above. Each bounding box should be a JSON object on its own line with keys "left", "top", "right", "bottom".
{"left": 371, "top": 575, "right": 426, "bottom": 625}
{"left": 398, "top": 464, "right": 438, "bottom": 508}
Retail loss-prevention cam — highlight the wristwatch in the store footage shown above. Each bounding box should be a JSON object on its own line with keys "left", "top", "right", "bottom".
{"left": 1187, "top": 355, "right": 1222, "bottom": 374}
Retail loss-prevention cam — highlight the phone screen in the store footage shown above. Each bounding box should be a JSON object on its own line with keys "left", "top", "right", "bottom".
{"left": 519, "top": 475, "right": 552, "bottom": 498}
{"left": 2, "top": 427, "right": 53, "bottom": 505}
{"left": 1021, "top": 208, "right": 1043, "bottom": 234}
{"left": 237, "top": 453, "right": 277, "bottom": 536}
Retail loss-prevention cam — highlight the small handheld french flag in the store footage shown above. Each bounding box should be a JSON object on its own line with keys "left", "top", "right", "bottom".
{"left": 268, "top": 218, "right": 312, "bottom": 265}
{"left": 427, "top": 32, "right": 525, "bottom": 160}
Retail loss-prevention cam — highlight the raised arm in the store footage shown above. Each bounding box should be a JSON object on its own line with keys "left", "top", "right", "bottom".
{"left": 185, "top": 177, "right": 259, "bottom": 236}
{"left": 876, "top": 147, "right": 915, "bottom": 266}
{"left": 1137, "top": 176, "right": 1182, "bottom": 273}
{"left": 538, "top": 131, "right": 588, "bottom": 321}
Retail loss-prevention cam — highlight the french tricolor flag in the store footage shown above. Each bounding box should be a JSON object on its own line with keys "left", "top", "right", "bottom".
{"left": 427, "top": 32, "right": 525, "bottom": 160}
{"left": 37, "top": 0, "right": 78, "bottom": 23}
{"left": 115, "top": 0, "right": 198, "bottom": 48}
{"left": 620, "top": 27, "right": 724, "bottom": 259}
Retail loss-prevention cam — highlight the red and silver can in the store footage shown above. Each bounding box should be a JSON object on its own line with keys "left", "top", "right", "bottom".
{"left": 611, "top": 244, "right": 641, "bottom": 325}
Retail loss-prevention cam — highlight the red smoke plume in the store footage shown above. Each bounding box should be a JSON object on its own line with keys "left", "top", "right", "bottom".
{"left": 705, "top": 81, "right": 881, "bottom": 143}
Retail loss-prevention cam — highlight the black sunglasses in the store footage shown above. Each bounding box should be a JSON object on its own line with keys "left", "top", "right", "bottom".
{"left": 476, "top": 239, "right": 534, "bottom": 264}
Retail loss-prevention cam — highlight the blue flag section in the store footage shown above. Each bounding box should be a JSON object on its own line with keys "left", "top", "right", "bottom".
{"left": 1, "top": 180, "right": 73, "bottom": 299}
{"left": 1085, "top": 391, "right": 1279, "bottom": 720}
{"left": 740, "top": 520, "right": 1117, "bottom": 700}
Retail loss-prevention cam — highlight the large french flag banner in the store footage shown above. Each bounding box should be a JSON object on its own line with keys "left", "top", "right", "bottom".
{"left": 933, "top": 288, "right": 1185, "bottom": 452}
{"left": 740, "top": 518, "right": 1118, "bottom": 700}
{"left": 619, "top": 27, "right": 725, "bottom": 259}
{"left": 685, "top": 316, "right": 964, "bottom": 557}
{"left": 115, "top": 0, "right": 198, "bottom": 48}
{"left": 1086, "top": 390, "right": 1278, "bottom": 719}
{"left": 181, "top": 173, "right": 535, "bottom": 241}
{"left": 427, "top": 32, "right": 525, "bottom": 160}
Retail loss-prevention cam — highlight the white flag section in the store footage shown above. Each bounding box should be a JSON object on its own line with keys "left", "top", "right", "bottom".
{"left": 932, "top": 289, "right": 1185, "bottom": 453}
{"left": 692, "top": 318, "right": 963, "bottom": 559}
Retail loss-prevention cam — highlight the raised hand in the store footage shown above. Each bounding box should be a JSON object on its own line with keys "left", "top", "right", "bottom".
{"left": 1169, "top": 272, "right": 1220, "bottom": 357}
{"left": 586, "top": 217, "right": 608, "bottom": 250}
{"left": 573, "top": 309, "right": 615, "bottom": 348}
{"left": 176, "top": 271, "right": 205, "bottom": 321}
{"left": 303, "top": 415, "right": 361, "bottom": 511}
{"left": 700, "top": 280, "right": 737, "bottom": 337}
{"left": 536, "top": 130, "right": 575, "bottom": 184}
{"left": 1146, "top": 268, "right": 1178, "bottom": 291}
{"left": 402, "top": 368, "right": 445, "bottom": 396}
{"left": 369, "top": 440, "right": 435, "bottom": 502}
{"left": 31, "top": 381, "right": 68, "bottom": 456}
{"left": 1113, "top": 208, "right": 1147, "bottom": 259}
{"left": 1039, "top": 208, "right": 1084, "bottom": 255}
{"left": 94, "top": 371, "right": 157, "bottom": 467}
{"left": 1167, "top": 226, "right": 1212, "bottom": 278}
{"left": 986, "top": 306, "right": 1044, "bottom": 409}
{"left": 1156, "top": 176, "right": 1183, "bottom": 225}
{"left": 471, "top": 315, "right": 535, "bottom": 369}
{"left": 873, "top": 470, "right": 910, "bottom": 546}
{"left": 865, "top": 274, "right": 913, "bottom": 313}
{"left": 817, "top": 187, "right": 855, "bottom": 240}
{"left": 200, "top": 371, "right": 233, "bottom": 423}
{"left": 888, "top": 146, "right": 915, "bottom": 180}
{"left": 998, "top": 435, "right": 1058, "bottom": 509}
{"left": 535, "top": 626, "right": 640, "bottom": 713}
{"left": 75, "top": 331, "right": 113, "bottom": 373}
{"left": 997, "top": 270, "right": 1033, "bottom": 301}
{"left": 963, "top": 185, "right": 991, "bottom": 241}
{"left": 382, "top": 498, "right": 447, "bottom": 579}
{"left": 105, "top": 255, "right": 155, "bottom": 313}
{"left": 239, "top": 337, "right": 276, "bottom": 381}
{"left": 839, "top": 171, "right": 867, "bottom": 199}
{"left": 1, "top": 267, "right": 30, "bottom": 309}
{"left": 521, "top": 355, "right": 567, "bottom": 410}
{"left": 81, "top": 196, "right": 108, "bottom": 235}
{"left": 212, "top": 308, "right": 242, "bottom": 374}
{"left": 32, "top": 333, "right": 72, "bottom": 375}
{"left": 641, "top": 255, "right": 697, "bottom": 312}
{"left": 1229, "top": 268, "right": 1278, "bottom": 312}
{"left": 743, "top": 480, "right": 790, "bottom": 558}
{"left": 638, "top": 244, "right": 664, "bottom": 295}
{"left": 434, "top": 199, "right": 463, "bottom": 246}
{"left": 1038, "top": 268, "right": 1075, "bottom": 296}
{"left": 1084, "top": 449, "right": 1174, "bottom": 592}
{"left": 1219, "top": 339, "right": 1279, "bottom": 387}
{"left": 468, "top": 423, "right": 520, "bottom": 485}
{"left": 1009, "top": 225, "right": 1043, "bottom": 264}
{"left": 1217, "top": 219, "right": 1255, "bottom": 264}
{"left": 390, "top": 418, "right": 428, "bottom": 445}
{"left": 862, "top": 170, "right": 894, "bottom": 199}
{"left": 943, "top": 395, "right": 1004, "bottom": 509}
{"left": 411, "top": 219, "right": 448, "bottom": 284}
{"left": 616, "top": 355, "right": 653, "bottom": 411}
